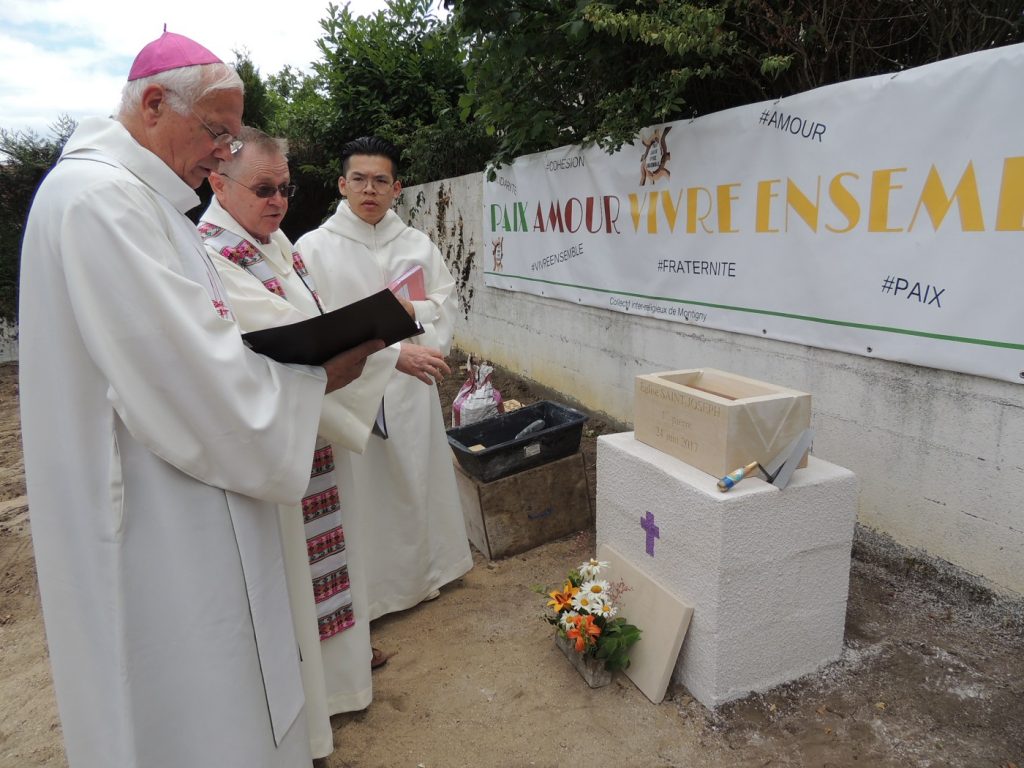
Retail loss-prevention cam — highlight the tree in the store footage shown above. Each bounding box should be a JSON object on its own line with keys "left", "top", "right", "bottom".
{"left": 234, "top": 51, "right": 279, "bottom": 130}
{"left": 268, "top": 0, "right": 496, "bottom": 236}
{"left": 711, "top": 0, "right": 1024, "bottom": 107}
{"left": 447, "top": 0, "right": 1024, "bottom": 174}
{"left": 448, "top": 0, "right": 748, "bottom": 173}
{"left": 0, "top": 116, "right": 76, "bottom": 322}
{"left": 313, "top": 0, "right": 470, "bottom": 170}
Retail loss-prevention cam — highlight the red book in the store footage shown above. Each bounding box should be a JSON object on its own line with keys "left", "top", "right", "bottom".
{"left": 388, "top": 265, "right": 426, "bottom": 301}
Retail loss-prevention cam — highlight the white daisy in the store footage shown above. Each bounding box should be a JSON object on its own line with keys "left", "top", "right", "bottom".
{"left": 581, "top": 579, "right": 611, "bottom": 599}
{"left": 571, "top": 590, "right": 604, "bottom": 613}
{"left": 595, "top": 601, "right": 618, "bottom": 619}
{"left": 578, "top": 558, "right": 609, "bottom": 580}
{"left": 559, "top": 611, "right": 580, "bottom": 630}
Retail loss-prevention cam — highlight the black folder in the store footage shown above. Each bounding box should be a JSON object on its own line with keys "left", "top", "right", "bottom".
{"left": 241, "top": 288, "right": 423, "bottom": 366}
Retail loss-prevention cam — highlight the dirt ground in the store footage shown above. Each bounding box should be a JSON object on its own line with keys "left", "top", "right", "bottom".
{"left": 1, "top": 355, "right": 1022, "bottom": 768}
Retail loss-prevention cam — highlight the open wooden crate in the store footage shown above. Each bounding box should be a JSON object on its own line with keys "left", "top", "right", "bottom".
{"left": 633, "top": 368, "right": 811, "bottom": 478}
{"left": 453, "top": 452, "right": 593, "bottom": 560}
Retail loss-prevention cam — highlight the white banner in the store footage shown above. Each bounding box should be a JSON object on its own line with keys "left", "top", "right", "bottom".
{"left": 483, "top": 45, "right": 1024, "bottom": 384}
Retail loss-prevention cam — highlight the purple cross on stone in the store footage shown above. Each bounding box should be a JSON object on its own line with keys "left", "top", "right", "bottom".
{"left": 641, "top": 511, "right": 659, "bottom": 556}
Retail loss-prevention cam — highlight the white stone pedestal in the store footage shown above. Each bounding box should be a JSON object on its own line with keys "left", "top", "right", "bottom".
{"left": 596, "top": 432, "right": 858, "bottom": 708}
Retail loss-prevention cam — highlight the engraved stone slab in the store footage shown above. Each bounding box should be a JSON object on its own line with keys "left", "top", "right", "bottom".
{"left": 597, "top": 543, "right": 693, "bottom": 705}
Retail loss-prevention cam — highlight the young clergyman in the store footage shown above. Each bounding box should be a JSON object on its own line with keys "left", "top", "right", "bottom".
{"left": 297, "top": 137, "right": 473, "bottom": 624}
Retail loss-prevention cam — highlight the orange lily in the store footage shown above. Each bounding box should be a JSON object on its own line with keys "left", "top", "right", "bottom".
{"left": 547, "top": 581, "right": 579, "bottom": 613}
{"left": 565, "top": 613, "right": 602, "bottom": 652}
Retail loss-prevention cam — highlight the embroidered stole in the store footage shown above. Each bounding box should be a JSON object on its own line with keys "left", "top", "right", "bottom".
{"left": 200, "top": 223, "right": 353, "bottom": 641}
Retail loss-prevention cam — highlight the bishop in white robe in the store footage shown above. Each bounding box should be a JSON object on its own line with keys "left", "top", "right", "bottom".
{"left": 19, "top": 107, "right": 325, "bottom": 768}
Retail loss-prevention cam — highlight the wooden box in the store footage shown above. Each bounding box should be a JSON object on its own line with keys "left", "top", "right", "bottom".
{"left": 454, "top": 451, "right": 593, "bottom": 560}
{"left": 634, "top": 368, "right": 811, "bottom": 478}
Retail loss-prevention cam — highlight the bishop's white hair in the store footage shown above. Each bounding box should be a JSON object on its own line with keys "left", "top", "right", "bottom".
{"left": 117, "top": 63, "right": 243, "bottom": 118}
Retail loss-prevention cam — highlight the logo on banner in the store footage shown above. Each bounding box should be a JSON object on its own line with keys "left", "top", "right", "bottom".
{"left": 491, "top": 237, "right": 504, "bottom": 271}
{"left": 639, "top": 126, "right": 672, "bottom": 185}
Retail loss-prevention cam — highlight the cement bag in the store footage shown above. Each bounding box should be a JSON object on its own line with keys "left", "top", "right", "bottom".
{"left": 452, "top": 357, "right": 504, "bottom": 427}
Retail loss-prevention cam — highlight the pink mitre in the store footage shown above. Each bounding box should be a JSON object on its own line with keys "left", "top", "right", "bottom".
{"left": 128, "top": 25, "right": 223, "bottom": 81}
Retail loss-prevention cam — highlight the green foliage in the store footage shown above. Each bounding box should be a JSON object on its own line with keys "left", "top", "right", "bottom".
{"left": 263, "top": 62, "right": 343, "bottom": 239}
{"left": 268, "top": 0, "right": 495, "bottom": 237}
{"left": 719, "top": 0, "right": 1024, "bottom": 100}
{"left": 313, "top": 0, "right": 480, "bottom": 172}
{"left": 403, "top": 109, "right": 495, "bottom": 185}
{"left": 0, "top": 116, "right": 76, "bottom": 322}
{"left": 450, "top": 0, "right": 743, "bottom": 173}
{"left": 595, "top": 617, "right": 643, "bottom": 672}
{"left": 233, "top": 51, "right": 278, "bottom": 130}
{"left": 448, "top": 0, "right": 1024, "bottom": 175}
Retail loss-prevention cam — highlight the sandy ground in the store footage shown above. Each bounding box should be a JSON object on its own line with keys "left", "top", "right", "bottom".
{"left": 1, "top": 356, "right": 1022, "bottom": 768}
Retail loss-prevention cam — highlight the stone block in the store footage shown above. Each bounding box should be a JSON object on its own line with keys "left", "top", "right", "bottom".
{"left": 596, "top": 432, "right": 857, "bottom": 708}
{"left": 634, "top": 368, "right": 811, "bottom": 478}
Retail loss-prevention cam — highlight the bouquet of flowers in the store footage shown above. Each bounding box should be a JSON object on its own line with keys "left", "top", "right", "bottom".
{"left": 545, "top": 557, "right": 641, "bottom": 672}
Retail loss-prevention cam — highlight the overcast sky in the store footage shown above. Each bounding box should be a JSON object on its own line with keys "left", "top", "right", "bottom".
{"left": 0, "top": 0, "right": 440, "bottom": 136}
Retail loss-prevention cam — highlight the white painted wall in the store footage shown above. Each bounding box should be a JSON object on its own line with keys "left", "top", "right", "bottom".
{"left": 399, "top": 173, "right": 1024, "bottom": 597}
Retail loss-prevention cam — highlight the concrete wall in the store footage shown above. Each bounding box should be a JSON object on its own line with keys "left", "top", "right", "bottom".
{"left": 0, "top": 320, "right": 16, "bottom": 363}
{"left": 398, "top": 174, "right": 1024, "bottom": 597}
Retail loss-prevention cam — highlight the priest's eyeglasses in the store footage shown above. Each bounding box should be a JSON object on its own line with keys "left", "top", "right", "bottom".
{"left": 220, "top": 174, "right": 298, "bottom": 199}
{"left": 165, "top": 89, "right": 243, "bottom": 155}
{"left": 345, "top": 174, "right": 395, "bottom": 193}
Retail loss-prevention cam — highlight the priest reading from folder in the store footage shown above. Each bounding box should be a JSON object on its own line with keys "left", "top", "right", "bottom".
{"left": 18, "top": 30, "right": 383, "bottom": 768}
{"left": 198, "top": 126, "right": 449, "bottom": 764}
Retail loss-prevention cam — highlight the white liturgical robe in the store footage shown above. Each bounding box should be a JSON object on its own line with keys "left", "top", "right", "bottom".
{"left": 298, "top": 203, "right": 473, "bottom": 620}
{"left": 19, "top": 117, "right": 325, "bottom": 768}
{"left": 200, "top": 197, "right": 400, "bottom": 758}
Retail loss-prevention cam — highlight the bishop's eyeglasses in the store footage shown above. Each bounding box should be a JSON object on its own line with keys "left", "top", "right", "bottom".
{"left": 165, "top": 88, "right": 244, "bottom": 155}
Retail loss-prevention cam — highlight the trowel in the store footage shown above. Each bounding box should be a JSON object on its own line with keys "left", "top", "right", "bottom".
{"left": 760, "top": 427, "right": 814, "bottom": 490}
{"left": 716, "top": 428, "right": 814, "bottom": 492}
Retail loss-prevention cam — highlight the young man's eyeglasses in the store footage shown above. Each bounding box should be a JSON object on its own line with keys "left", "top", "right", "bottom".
{"left": 220, "top": 174, "right": 297, "bottom": 199}
{"left": 345, "top": 174, "right": 395, "bottom": 193}
{"left": 165, "top": 88, "right": 243, "bottom": 155}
